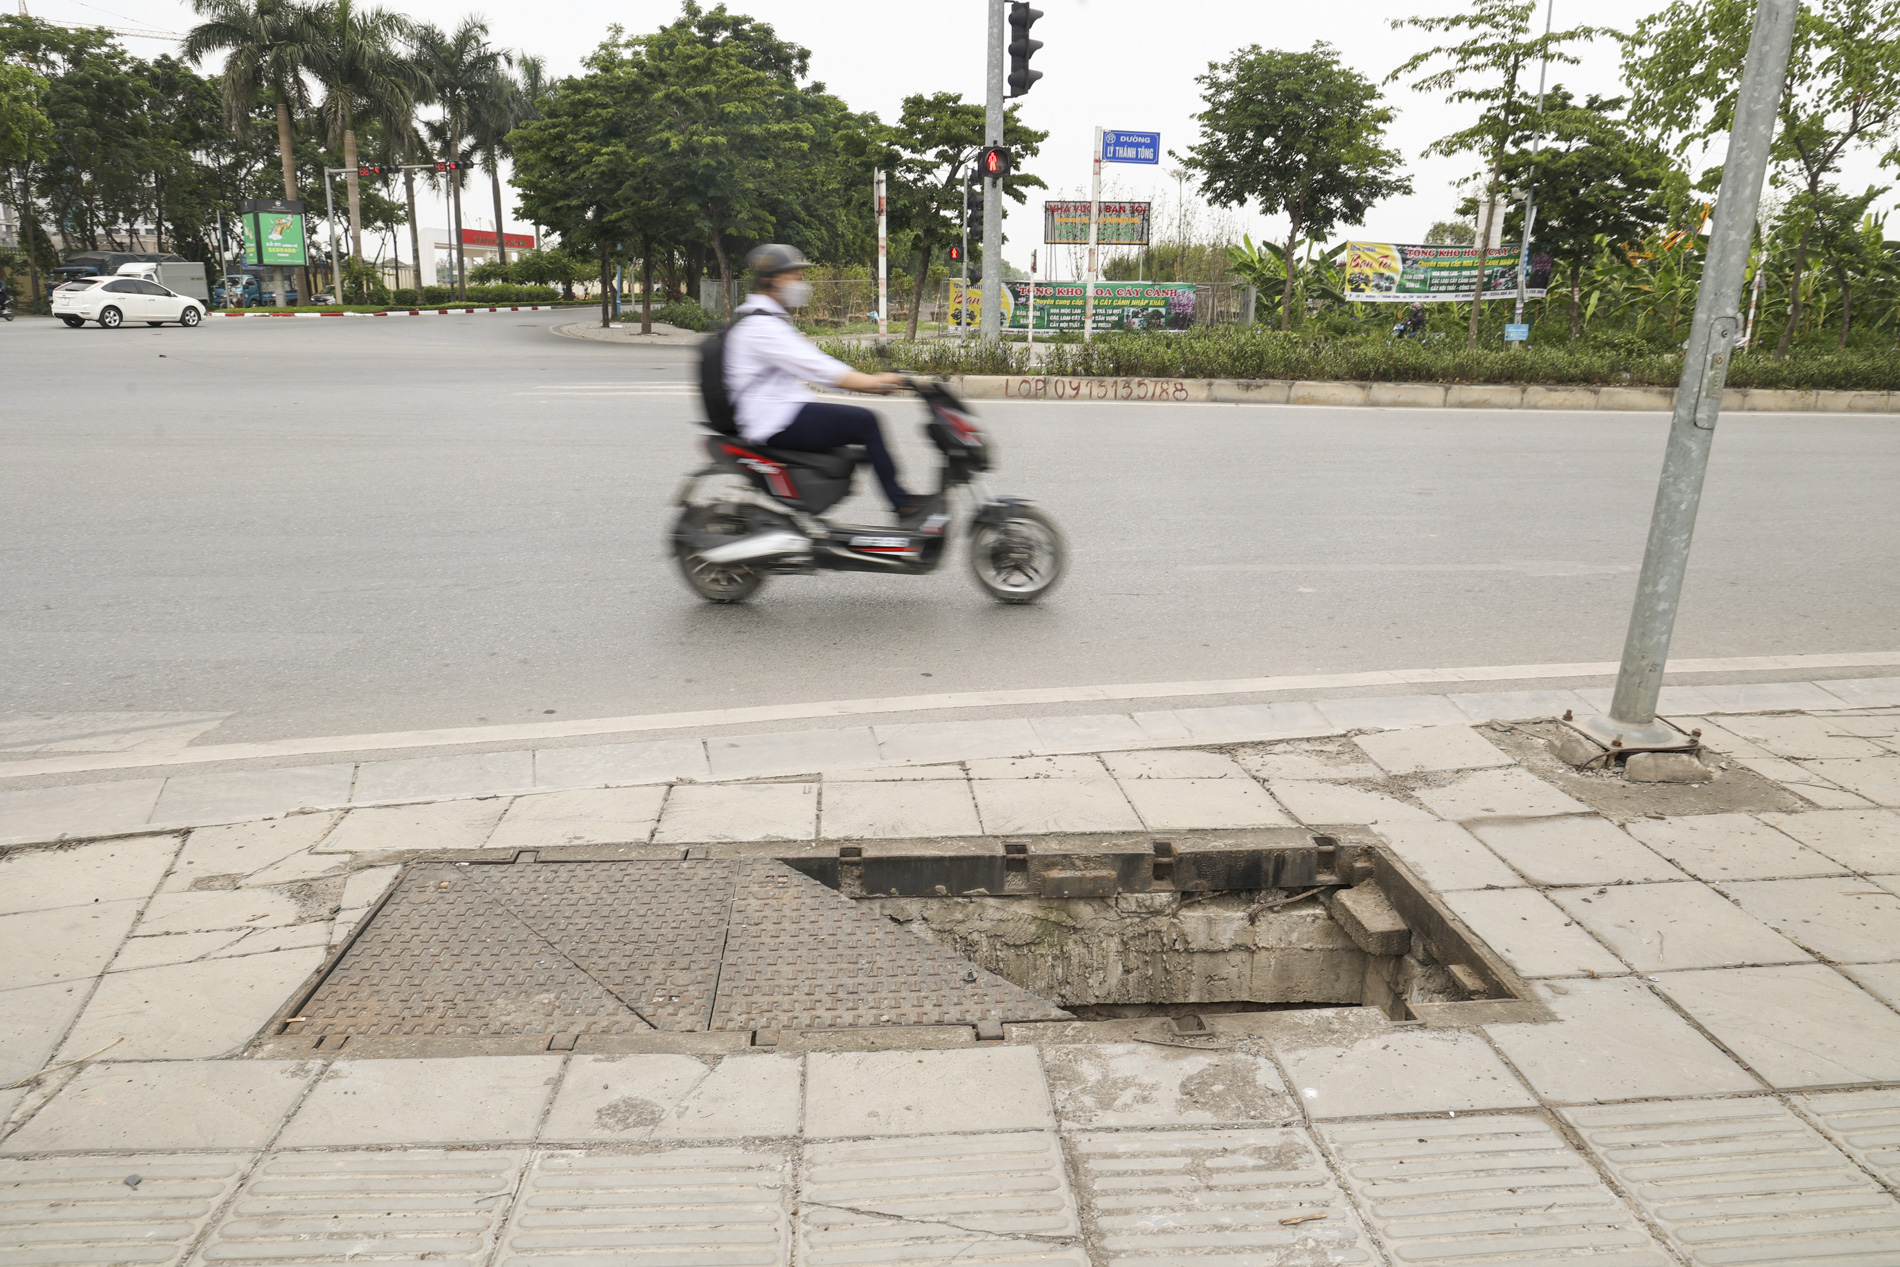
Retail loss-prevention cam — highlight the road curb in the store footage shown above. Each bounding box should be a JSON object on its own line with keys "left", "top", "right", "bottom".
{"left": 217, "top": 304, "right": 573, "bottom": 319}
{"left": 948, "top": 374, "right": 1900, "bottom": 414}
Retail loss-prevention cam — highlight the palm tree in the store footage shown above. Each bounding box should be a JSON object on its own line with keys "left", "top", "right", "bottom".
{"left": 413, "top": 17, "right": 509, "bottom": 298}
{"left": 309, "top": 0, "right": 420, "bottom": 262}
{"left": 471, "top": 54, "right": 547, "bottom": 270}
{"left": 359, "top": 46, "right": 431, "bottom": 291}
{"left": 184, "top": 0, "right": 321, "bottom": 295}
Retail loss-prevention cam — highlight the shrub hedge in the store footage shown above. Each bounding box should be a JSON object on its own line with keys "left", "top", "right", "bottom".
{"left": 387, "top": 284, "right": 562, "bottom": 306}
{"left": 824, "top": 328, "right": 1900, "bottom": 392}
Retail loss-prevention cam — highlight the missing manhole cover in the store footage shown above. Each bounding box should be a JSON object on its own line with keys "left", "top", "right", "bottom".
{"left": 286, "top": 858, "right": 1070, "bottom": 1044}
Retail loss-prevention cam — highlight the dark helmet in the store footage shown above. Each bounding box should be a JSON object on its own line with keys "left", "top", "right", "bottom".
{"left": 746, "top": 243, "right": 812, "bottom": 278}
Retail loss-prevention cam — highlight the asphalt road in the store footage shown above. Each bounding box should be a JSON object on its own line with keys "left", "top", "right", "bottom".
{"left": 3, "top": 311, "right": 1896, "bottom": 744}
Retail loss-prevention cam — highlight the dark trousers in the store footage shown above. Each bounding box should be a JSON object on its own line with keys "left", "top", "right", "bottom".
{"left": 769, "top": 401, "right": 911, "bottom": 510}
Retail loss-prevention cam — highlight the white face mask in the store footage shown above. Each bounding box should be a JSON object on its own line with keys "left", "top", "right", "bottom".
{"left": 777, "top": 279, "right": 813, "bottom": 308}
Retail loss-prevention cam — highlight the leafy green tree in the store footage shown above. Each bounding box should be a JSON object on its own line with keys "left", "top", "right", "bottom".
{"left": 0, "top": 57, "right": 53, "bottom": 297}
{"left": 1625, "top": 0, "right": 1900, "bottom": 357}
{"left": 1804, "top": 183, "right": 1888, "bottom": 346}
{"left": 1389, "top": 0, "right": 1602, "bottom": 346}
{"left": 1425, "top": 220, "right": 1476, "bottom": 244}
{"left": 1182, "top": 42, "right": 1411, "bottom": 330}
{"left": 308, "top": 0, "right": 420, "bottom": 262}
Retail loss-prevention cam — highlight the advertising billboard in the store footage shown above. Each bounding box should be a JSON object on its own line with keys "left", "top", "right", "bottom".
{"left": 951, "top": 279, "right": 1197, "bottom": 332}
{"left": 1043, "top": 201, "right": 1151, "bottom": 246}
{"left": 240, "top": 199, "right": 308, "bottom": 268}
{"left": 1342, "top": 241, "right": 1550, "bottom": 302}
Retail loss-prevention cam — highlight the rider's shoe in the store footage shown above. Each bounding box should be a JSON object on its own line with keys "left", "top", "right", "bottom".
{"left": 894, "top": 494, "right": 940, "bottom": 528}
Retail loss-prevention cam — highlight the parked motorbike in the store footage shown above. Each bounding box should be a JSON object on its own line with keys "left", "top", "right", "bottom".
{"left": 670, "top": 376, "right": 1066, "bottom": 604}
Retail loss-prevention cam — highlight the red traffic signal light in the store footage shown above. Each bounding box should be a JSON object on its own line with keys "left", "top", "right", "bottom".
{"left": 356, "top": 164, "right": 387, "bottom": 178}
{"left": 433, "top": 159, "right": 462, "bottom": 172}
{"left": 948, "top": 244, "right": 962, "bottom": 262}
{"left": 978, "top": 145, "right": 1011, "bottom": 180}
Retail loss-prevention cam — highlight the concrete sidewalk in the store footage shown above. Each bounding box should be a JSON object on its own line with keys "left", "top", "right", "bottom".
{"left": 3, "top": 685, "right": 1899, "bottom": 1263}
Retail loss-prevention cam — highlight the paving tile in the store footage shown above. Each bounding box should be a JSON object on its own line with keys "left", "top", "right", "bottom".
{"left": 1694, "top": 680, "right": 1855, "bottom": 713}
{"left": 819, "top": 780, "right": 980, "bottom": 840}
{"left": 874, "top": 718, "right": 1040, "bottom": 765}
{"left": 1576, "top": 683, "right": 1723, "bottom": 715}
{"left": 57, "top": 946, "right": 325, "bottom": 1061}
{"left": 1800, "top": 755, "right": 1900, "bottom": 806}
{"left": 201, "top": 1150, "right": 526, "bottom": 1266}
{"left": 1374, "top": 820, "right": 1524, "bottom": 890}
{"left": 1564, "top": 1096, "right": 1900, "bottom": 1265}
{"left": 1315, "top": 693, "right": 1467, "bottom": 732}
{"left": 1816, "top": 678, "right": 1900, "bottom": 708}
{"left": 0, "top": 1153, "right": 247, "bottom": 1266}
{"left": 970, "top": 776, "right": 1142, "bottom": 834}
{"left": 1756, "top": 809, "right": 1900, "bottom": 872}
{"left": 1236, "top": 748, "right": 1384, "bottom": 781}
{"left": 0, "top": 981, "right": 89, "bottom": 1086}
{"left": 1678, "top": 717, "right": 1775, "bottom": 759}
{"left": 239, "top": 845, "right": 348, "bottom": 888}
{"left": 540, "top": 1053, "right": 801, "bottom": 1141}
{"left": 135, "top": 887, "right": 305, "bottom": 936}
{"left": 149, "top": 764, "right": 355, "bottom": 826}
{"left": 1324, "top": 1114, "right": 1669, "bottom": 1264}
{"left": 277, "top": 1056, "right": 562, "bottom": 1146}
{"left": 1158, "top": 700, "right": 1336, "bottom": 745}
{"left": 706, "top": 727, "right": 879, "bottom": 780}
{"left": 163, "top": 816, "right": 338, "bottom": 889}
{"left": 2, "top": 1060, "right": 317, "bottom": 1153}
{"left": 1027, "top": 711, "right": 1151, "bottom": 753}
{"left": 1651, "top": 964, "right": 1900, "bottom": 1087}
{"left": 1441, "top": 888, "right": 1628, "bottom": 978}
{"left": 1709, "top": 713, "right": 1889, "bottom": 759}
{"left": 210, "top": 923, "right": 330, "bottom": 958}
{"left": 1485, "top": 978, "right": 1761, "bottom": 1103}
{"left": 1551, "top": 881, "right": 1810, "bottom": 971}
{"left": 351, "top": 750, "right": 535, "bottom": 802}
{"left": 821, "top": 763, "right": 965, "bottom": 781}
{"left": 1266, "top": 780, "right": 1436, "bottom": 825}
{"left": 800, "top": 1131, "right": 1083, "bottom": 1265}
{"left": 1069, "top": 1126, "right": 1374, "bottom": 1265}
{"left": 1734, "top": 755, "right": 1874, "bottom": 808}
{"left": 1799, "top": 1089, "right": 1900, "bottom": 1189}
{"left": 312, "top": 798, "right": 507, "bottom": 853}
{"left": 1624, "top": 812, "right": 1849, "bottom": 881}
{"left": 964, "top": 754, "right": 1108, "bottom": 779}
{"left": 500, "top": 1147, "right": 788, "bottom": 1264}
{"left": 1813, "top": 711, "right": 1900, "bottom": 740}
{"left": 110, "top": 930, "right": 243, "bottom": 971}
{"left": 1279, "top": 1029, "right": 1536, "bottom": 1118}
{"left": 1354, "top": 725, "right": 1516, "bottom": 776}
{"left": 0, "top": 898, "right": 143, "bottom": 989}
{"left": 0, "top": 834, "right": 177, "bottom": 913}
{"left": 804, "top": 1047, "right": 1053, "bottom": 1138}
{"left": 485, "top": 786, "right": 667, "bottom": 849}
{"left": 1098, "top": 748, "right": 1241, "bottom": 779}
{"left": 1839, "top": 961, "right": 1900, "bottom": 1009}
{"left": 652, "top": 782, "right": 817, "bottom": 844}
{"left": 1412, "top": 768, "right": 1592, "bottom": 820}
{"left": 1041, "top": 1042, "right": 1293, "bottom": 1127}
{"left": 1117, "top": 777, "right": 1294, "bottom": 829}
{"left": 1719, "top": 876, "right": 1900, "bottom": 963}
{"left": 531, "top": 737, "right": 708, "bottom": 788}
{"left": 1448, "top": 688, "right": 1593, "bottom": 723}
{"left": 1469, "top": 815, "right": 1685, "bottom": 885}
{"left": 0, "top": 779, "right": 166, "bottom": 845}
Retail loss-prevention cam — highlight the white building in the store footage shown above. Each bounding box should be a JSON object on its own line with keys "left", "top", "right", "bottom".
{"left": 420, "top": 226, "right": 537, "bottom": 284}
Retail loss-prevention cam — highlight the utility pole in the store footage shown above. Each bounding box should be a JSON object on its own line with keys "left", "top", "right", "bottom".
{"left": 322, "top": 168, "right": 349, "bottom": 299}
{"left": 1571, "top": 0, "right": 1798, "bottom": 753}
{"left": 978, "top": 0, "right": 1005, "bottom": 337}
{"left": 1511, "top": 0, "right": 1555, "bottom": 348}
{"left": 874, "top": 168, "right": 888, "bottom": 341}
{"left": 1083, "top": 126, "right": 1102, "bottom": 341}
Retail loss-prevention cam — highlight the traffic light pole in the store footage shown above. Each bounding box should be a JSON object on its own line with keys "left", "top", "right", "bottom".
{"left": 322, "top": 167, "right": 348, "bottom": 299}
{"left": 1083, "top": 127, "right": 1102, "bottom": 343}
{"left": 979, "top": 0, "right": 1005, "bottom": 337}
{"left": 1574, "top": 0, "right": 1797, "bottom": 753}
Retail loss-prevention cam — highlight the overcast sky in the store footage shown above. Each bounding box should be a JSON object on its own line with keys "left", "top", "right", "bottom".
{"left": 52, "top": 0, "right": 1900, "bottom": 263}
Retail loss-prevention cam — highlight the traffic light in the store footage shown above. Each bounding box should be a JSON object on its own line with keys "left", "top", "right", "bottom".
{"left": 356, "top": 164, "right": 387, "bottom": 178}
{"left": 1007, "top": 4, "right": 1043, "bottom": 98}
{"left": 977, "top": 145, "right": 1011, "bottom": 182}
{"left": 433, "top": 159, "right": 462, "bottom": 172}
{"left": 966, "top": 171, "right": 986, "bottom": 239}
{"left": 948, "top": 244, "right": 962, "bottom": 263}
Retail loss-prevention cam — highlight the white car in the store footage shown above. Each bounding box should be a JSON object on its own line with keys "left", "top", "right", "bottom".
{"left": 53, "top": 276, "right": 205, "bottom": 329}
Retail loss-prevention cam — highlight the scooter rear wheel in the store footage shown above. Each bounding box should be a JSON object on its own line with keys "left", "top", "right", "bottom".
{"left": 673, "top": 505, "right": 766, "bottom": 603}
{"left": 968, "top": 505, "right": 1066, "bottom": 604}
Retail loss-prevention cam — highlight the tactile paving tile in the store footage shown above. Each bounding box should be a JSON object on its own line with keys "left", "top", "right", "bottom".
{"left": 710, "top": 861, "right": 1070, "bottom": 1031}
{"left": 1323, "top": 1114, "right": 1670, "bottom": 1264}
{"left": 193, "top": 1150, "right": 526, "bottom": 1264}
{"left": 1069, "top": 1126, "right": 1375, "bottom": 1264}
{"left": 498, "top": 1148, "right": 788, "bottom": 1265}
{"left": 1799, "top": 1088, "right": 1900, "bottom": 1188}
{"left": 1565, "top": 1096, "right": 1900, "bottom": 1264}
{"left": 0, "top": 1154, "right": 246, "bottom": 1266}
{"left": 799, "top": 1132, "right": 1085, "bottom": 1266}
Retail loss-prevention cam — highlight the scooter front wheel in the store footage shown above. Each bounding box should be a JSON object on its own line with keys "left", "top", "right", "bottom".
{"left": 672, "top": 505, "right": 766, "bottom": 603}
{"left": 968, "top": 505, "right": 1066, "bottom": 604}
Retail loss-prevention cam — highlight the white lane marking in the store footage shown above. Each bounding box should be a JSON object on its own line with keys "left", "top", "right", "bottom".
{"left": 0, "top": 652, "right": 1894, "bottom": 780}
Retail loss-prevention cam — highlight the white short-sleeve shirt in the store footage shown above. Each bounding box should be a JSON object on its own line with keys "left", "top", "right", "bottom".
{"left": 723, "top": 293, "right": 854, "bottom": 443}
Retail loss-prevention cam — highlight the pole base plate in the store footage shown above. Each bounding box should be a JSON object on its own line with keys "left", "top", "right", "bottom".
{"left": 1553, "top": 715, "right": 1700, "bottom": 768}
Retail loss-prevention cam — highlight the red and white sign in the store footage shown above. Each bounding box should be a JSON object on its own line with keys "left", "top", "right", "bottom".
{"left": 458, "top": 228, "right": 536, "bottom": 250}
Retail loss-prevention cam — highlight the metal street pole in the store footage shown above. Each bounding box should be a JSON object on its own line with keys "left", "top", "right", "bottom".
{"left": 1084, "top": 126, "right": 1101, "bottom": 342}
{"left": 1027, "top": 248, "right": 1037, "bottom": 350}
{"left": 1575, "top": 0, "right": 1798, "bottom": 751}
{"left": 979, "top": 0, "right": 1005, "bottom": 338}
{"left": 1512, "top": 0, "right": 1555, "bottom": 347}
{"left": 322, "top": 168, "right": 344, "bottom": 298}
{"left": 874, "top": 168, "right": 889, "bottom": 340}
{"left": 959, "top": 178, "right": 970, "bottom": 342}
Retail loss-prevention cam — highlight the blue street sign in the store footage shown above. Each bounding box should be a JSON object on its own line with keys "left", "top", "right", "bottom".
{"left": 1101, "top": 129, "right": 1160, "bottom": 164}
{"left": 1505, "top": 323, "right": 1530, "bottom": 342}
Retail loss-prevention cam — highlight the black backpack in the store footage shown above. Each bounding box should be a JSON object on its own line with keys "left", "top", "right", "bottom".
{"left": 697, "top": 309, "right": 774, "bottom": 435}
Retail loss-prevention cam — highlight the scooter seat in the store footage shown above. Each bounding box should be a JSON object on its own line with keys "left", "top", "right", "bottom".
{"left": 754, "top": 445, "right": 862, "bottom": 478}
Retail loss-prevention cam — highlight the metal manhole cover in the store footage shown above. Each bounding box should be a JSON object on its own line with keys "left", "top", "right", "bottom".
{"left": 289, "top": 858, "right": 1068, "bottom": 1041}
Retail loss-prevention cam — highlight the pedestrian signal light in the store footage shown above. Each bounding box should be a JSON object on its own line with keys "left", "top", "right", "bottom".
{"left": 948, "top": 244, "right": 962, "bottom": 262}
{"left": 1008, "top": 4, "right": 1044, "bottom": 98}
{"left": 978, "top": 145, "right": 1011, "bottom": 181}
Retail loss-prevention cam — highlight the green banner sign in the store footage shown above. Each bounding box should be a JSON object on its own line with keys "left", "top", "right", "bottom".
{"left": 1342, "top": 240, "right": 1550, "bottom": 302}
{"left": 1043, "top": 201, "right": 1151, "bottom": 246}
{"left": 949, "top": 280, "right": 1198, "bottom": 331}
{"left": 241, "top": 200, "right": 308, "bottom": 268}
